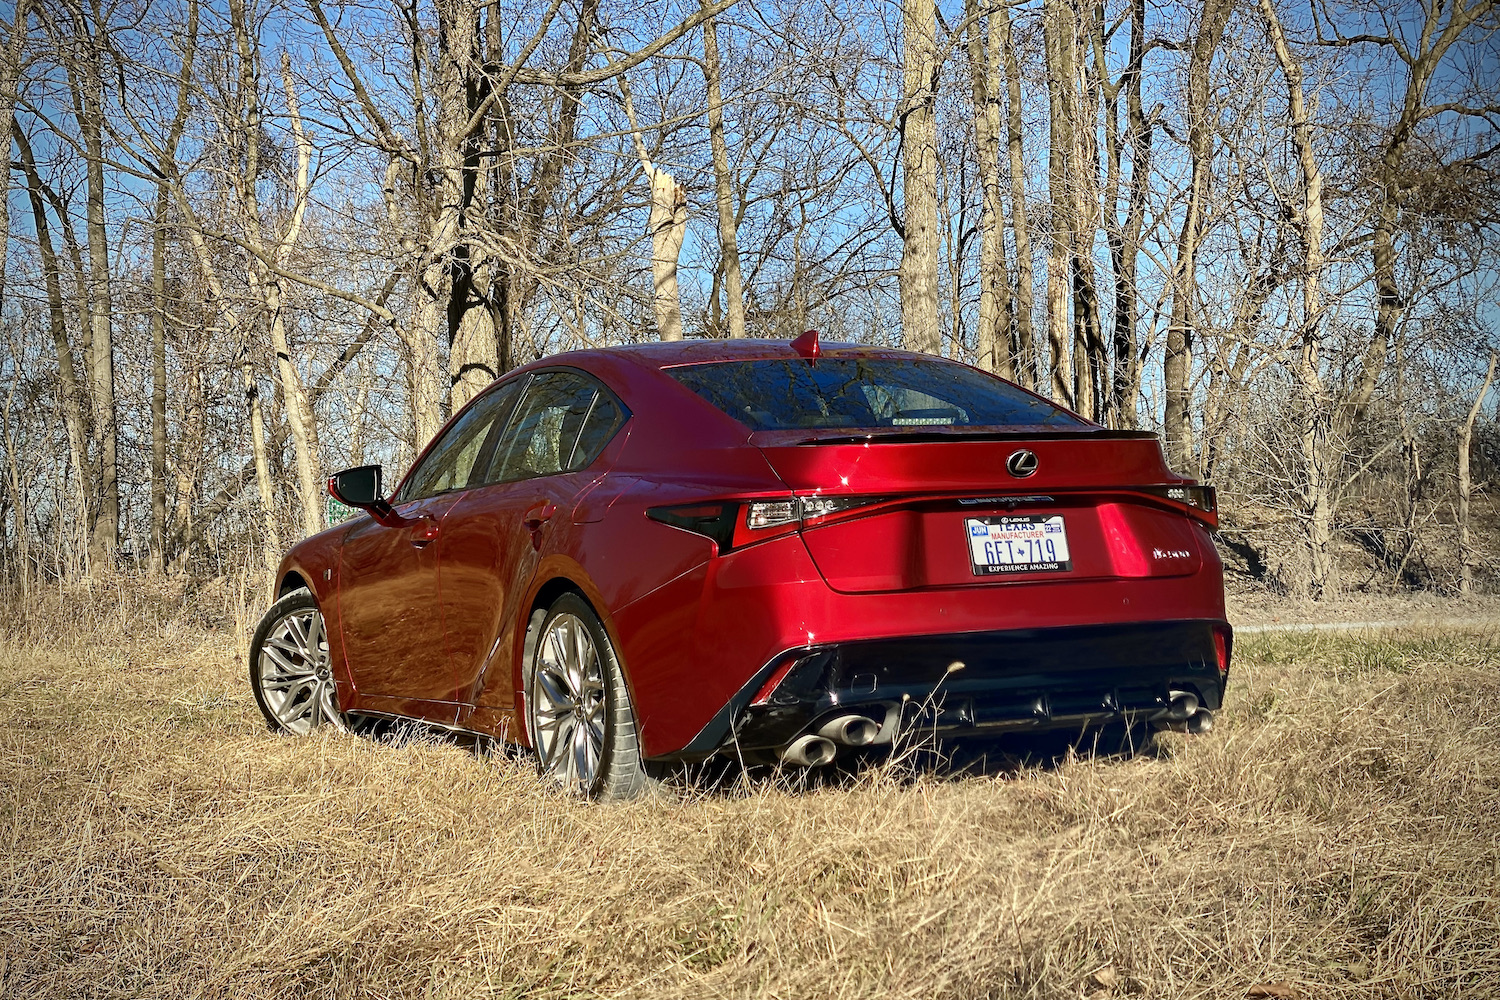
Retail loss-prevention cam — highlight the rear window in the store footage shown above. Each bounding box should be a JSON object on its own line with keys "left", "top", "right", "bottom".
{"left": 669, "top": 358, "right": 1085, "bottom": 432}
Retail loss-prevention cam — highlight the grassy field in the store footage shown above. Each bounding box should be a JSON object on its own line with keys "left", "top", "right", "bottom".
{"left": 2, "top": 585, "right": 1498, "bottom": 999}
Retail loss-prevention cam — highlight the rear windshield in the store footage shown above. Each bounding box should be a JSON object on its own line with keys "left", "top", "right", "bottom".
{"left": 669, "top": 358, "right": 1085, "bottom": 432}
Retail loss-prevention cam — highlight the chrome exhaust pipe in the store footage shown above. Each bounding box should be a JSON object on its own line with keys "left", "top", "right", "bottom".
{"left": 1164, "top": 689, "right": 1200, "bottom": 722}
{"left": 817, "top": 714, "right": 880, "bottom": 747}
{"left": 780, "top": 734, "right": 837, "bottom": 767}
{"left": 1155, "top": 708, "right": 1215, "bottom": 735}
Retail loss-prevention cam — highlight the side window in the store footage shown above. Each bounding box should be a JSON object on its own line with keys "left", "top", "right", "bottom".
{"left": 395, "top": 381, "right": 521, "bottom": 502}
{"left": 483, "top": 371, "right": 623, "bottom": 483}
{"left": 567, "top": 393, "right": 620, "bottom": 470}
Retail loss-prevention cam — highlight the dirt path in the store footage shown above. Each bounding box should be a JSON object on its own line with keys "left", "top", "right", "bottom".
{"left": 1226, "top": 589, "right": 1500, "bottom": 630}
{"left": 1236, "top": 618, "right": 1500, "bottom": 634}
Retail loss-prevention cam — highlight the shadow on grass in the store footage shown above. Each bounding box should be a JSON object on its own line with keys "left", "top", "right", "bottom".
{"left": 341, "top": 712, "right": 1169, "bottom": 801}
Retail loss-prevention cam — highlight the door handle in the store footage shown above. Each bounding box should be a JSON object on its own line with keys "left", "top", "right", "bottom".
{"left": 523, "top": 502, "right": 558, "bottom": 532}
{"left": 410, "top": 515, "right": 439, "bottom": 547}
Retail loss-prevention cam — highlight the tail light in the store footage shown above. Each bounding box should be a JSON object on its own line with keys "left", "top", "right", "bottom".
{"left": 648, "top": 494, "right": 887, "bottom": 554}
{"left": 1140, "top": 484, "right": 1218, "bottom": 528}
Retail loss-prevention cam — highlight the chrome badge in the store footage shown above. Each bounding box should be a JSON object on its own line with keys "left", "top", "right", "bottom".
{"left": 1005, "top": 449, "right": 1039, "bottom": 478}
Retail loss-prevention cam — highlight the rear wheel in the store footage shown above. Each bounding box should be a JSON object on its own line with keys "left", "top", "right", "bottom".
{"left": 525, "top": 594, "right": 647, "bottom": 800}
{"left": 249, "top": 590, "right": 349, "bottom": 735}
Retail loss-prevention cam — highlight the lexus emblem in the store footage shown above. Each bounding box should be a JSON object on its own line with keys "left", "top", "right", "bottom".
{"left": 1006, "top": 449, "right": 1039, "bottom": 478}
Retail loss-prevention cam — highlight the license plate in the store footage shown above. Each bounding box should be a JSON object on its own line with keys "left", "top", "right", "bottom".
{"left": 966, "top": 515, "right": 1071, "bottom": 575}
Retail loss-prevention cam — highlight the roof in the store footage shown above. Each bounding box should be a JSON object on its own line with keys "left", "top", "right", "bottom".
{"left": 585, "top": 338, "right": 929, "bottom": 370}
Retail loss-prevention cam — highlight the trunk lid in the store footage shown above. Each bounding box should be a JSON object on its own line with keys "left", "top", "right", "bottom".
{"left": 751, "top": 431, "right": 1207, "bottom": 594}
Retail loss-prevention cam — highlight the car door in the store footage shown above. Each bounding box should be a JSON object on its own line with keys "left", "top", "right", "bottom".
{"left": 337, "top": 380, "right": 521, "bottom": 721}
{"left": 438, "top": 370, "right": 627, "bottom": 731}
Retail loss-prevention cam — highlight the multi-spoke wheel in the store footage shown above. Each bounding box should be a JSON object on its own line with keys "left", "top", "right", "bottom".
{"left": 525, "top": 593, "right": 647, "bottom": 800}
{"left": 249, "top": 590, "right": 348, "bottom": 735}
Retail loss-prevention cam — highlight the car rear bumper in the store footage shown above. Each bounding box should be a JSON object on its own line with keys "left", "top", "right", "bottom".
{"left": 614, "top": 532, "right": 1230, "bottom": 759}
{"left": 663, "top": 619, "right": 1230, "bottom": 760}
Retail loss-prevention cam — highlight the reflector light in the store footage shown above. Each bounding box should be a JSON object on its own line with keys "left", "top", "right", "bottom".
{"left": 1213, "top": 626, "right": 1232, "bottom": 676}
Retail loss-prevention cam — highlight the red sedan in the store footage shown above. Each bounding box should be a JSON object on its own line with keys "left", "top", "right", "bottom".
{"left": 249, "top": 335, "right": 1230, "bottom": 798}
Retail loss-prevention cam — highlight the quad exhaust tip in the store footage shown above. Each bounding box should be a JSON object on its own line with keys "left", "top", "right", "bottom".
{"left": 1155, "top": 707, "right": 1214, "bottom": 735}
{"left": 1165, "top": 689, "right": 1200, "bottom": 722}
{"left": 781, "top": 734, "right": 837, "bottom": 767}
{"left": 817, "top": 714, "right": 881, "bottom": 747}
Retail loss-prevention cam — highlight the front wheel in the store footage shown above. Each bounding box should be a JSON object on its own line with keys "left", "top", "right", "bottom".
{"left": 249, "top": 590, "right": 349, "bottom": 735}
{"left": 524, "top": 593, "right": 648, "bottom": 800}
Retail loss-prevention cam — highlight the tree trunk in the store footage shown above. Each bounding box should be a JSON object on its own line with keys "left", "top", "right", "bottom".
{"left": 1459, "top": 352, "right": 1498, "bottom": 594}
{"left": 702, "top": 6, "right": 747, "bottom": 339}
{"left": 242, "top": 359, "right": 281, "bottom": 574}
{"left": 1093, "top": 0, "right": 1149, "bottom": 429}
{"left": 447, "top": 1, "right": 500, "bottom": 412}
{"left": 16, "top": 127, "right": 95, "bottom": 565}
{"left": 1068, "top": 3, "right": 1102, "bottom": 421}
{"left": 965, "top": 0, "right": 1014, "bottom": 378}
{"left": 74, "top": 17, "right": 120, "bottom": 570}
{"left": 167, "top": 344, "right": 205, "bottom": 575}
{"left": 899, "top": 0, "right": 941, "bottom": 356}
{"left": 999, "top": 4, "right": 1035, "bottom": 389}
{"left": 149, "top": 0, "right": 197, "bottom": 572}
{"left": 230, "top": 1, "right": 325, "bottom": 538}
{"left": 1042, "top": 0, "right": 1074, "bottom": 406}
{"left": 1162, "top": 0, "right": 1232, "bottom": 474}
{"left": 0, "top": 0, "right": 30, "bottom": 317}
{"left": 1262, "top": 0, "right": 1335, "bottom": 596}
{"left": 646, "top": 165, "right": 688, "bottom": 341}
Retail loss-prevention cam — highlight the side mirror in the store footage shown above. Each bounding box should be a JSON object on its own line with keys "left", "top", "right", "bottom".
{"left": 328, "top": 464, "right": 384, "bottom": 507}
{"left": 328, "top": 464, "right": 405, "bottom": 526}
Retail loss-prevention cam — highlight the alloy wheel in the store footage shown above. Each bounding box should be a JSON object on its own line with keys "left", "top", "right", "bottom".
{"left": 253, "top": 597, "right": 348, "bottom": 735}
{"left": 531, "top": 612, "right": 608, "bottom": 792}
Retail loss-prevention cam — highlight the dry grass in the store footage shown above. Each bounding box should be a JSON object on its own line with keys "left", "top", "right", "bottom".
{"left": 2, "top": 584, "right": 1499, "bottom": 999}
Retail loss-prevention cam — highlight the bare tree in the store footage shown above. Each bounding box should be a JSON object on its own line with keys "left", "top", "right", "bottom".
{"left": 964, "top": 0, "right": 1014, "bottom": 378}
{"left": 900, "top": 0, "right": 941, "bottom": 355}
{"left": 998, "top": 2, "right": 1035, "bottom": 389}
{"left": 56, "top": 1, "right": 121, "bottom": 568}
{"left": 1459, "top": 351, "right": 1498, "bottom": 593}
{"left": 1041, "top": 0, "right": 1075, "bottom": 407}
{"left": 149, "top": 0, "right": 197, "bottom": 572}
{"left": 0, "top": 0, "right": 31, "bottom": 315}
{"left": 1162, "top": 0, "right": 1233, "bottom": 473}
{"left": 1260, "top": 0, "right": 1336, "bottom": 594}
{"left": 701, "top": 4, "right": 746, "bottom": 339}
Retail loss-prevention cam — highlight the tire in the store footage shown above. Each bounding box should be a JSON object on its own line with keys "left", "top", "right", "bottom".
{"left": 249, "top": 589, "right": 349, "bottom": 735}
{"left": 524, "top": 593, "right": 648, "bottom": 800}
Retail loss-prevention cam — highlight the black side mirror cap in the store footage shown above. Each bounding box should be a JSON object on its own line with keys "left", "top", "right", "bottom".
{"left": 328, "top": 465, "right": 404, "bottom": 526}
{"left": 328, "top": 464, "right": 384, "bottom": 507}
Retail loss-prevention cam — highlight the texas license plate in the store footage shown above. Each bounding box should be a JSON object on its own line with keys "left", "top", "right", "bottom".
{"left": 966, "top": 515, "right": 1071, "bottom": 575}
